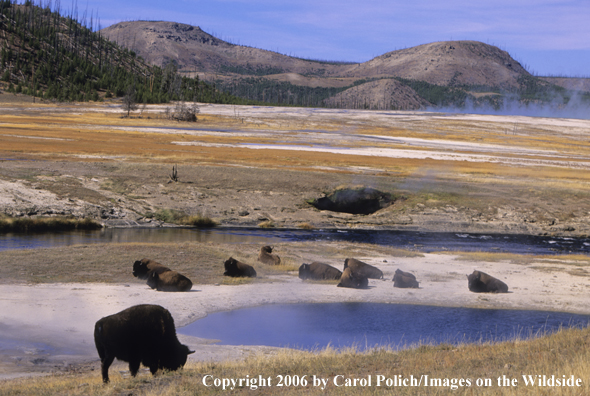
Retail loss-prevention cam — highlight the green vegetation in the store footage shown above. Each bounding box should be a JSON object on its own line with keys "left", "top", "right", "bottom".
{"left": 217, "top": 77, "right": 351, "bottom": 107}
{"left": 145, "top": 209, "right": 216, "bottom": 227}
{"left": 394, "top": 77, "right": 469, "bottom": 107}
{"left": 0, "top": 1, "right": 250, "bottom": 104}
{"left": 0, "top": 216, "right": 102, "bottom": 233}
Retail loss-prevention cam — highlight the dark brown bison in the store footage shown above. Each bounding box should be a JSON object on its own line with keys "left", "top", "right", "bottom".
{"left": 147, "top": 270, "right": 193, "bottom": 292}
{"left": 94, "top": 304, "right": 194, "bottom": 383}
{"left": 467, "top": 270, "right": 509, "bottom": 293}
{"left": 258, "top": 246, "right": 281, "bottom": 265}
{"left": 344, "top": 258, "right": 383, "bottom": 279}
{"left": 224, "top": 257, "right": 257, "bottom": 277}
{"left": 132, "top": 258, "right": 170, "bottom": 279}
{"left": 298, "top": 262, "right": 342, "bottom": 281}
{"left": 337, "top": 267, "right": 369, "bottom": 289}
{"left": 393, "top": 269, "right": 420, "bottom": 288}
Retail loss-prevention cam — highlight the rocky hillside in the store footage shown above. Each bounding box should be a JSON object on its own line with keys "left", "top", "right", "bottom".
{"left": 335, "top": 41, "right": 529, "bottom": 89}
{"left": 101, "top": 21, "right": 586, "bottom": 110}
{"left": 100, "top": 21, "right": 333, "bottom": 76}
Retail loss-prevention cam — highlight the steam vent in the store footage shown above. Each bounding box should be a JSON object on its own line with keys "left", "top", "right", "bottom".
{"left": 308, "top": 187, "right": 393, "bottom": 215}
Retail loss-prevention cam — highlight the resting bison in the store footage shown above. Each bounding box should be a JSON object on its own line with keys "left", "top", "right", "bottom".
{"left": 299, "top": 262, "right": 342, "bottom": 281}
{"left": 344, "top": 258, "right": 384, "bottom": 279}
{"left": 467, "top": 270, "right": 509, "bottom": 293}
{"left": 393, "top": 269, "right": 420, "bottom": 288}
{"left": 337, "top": 267, "right": 369, "bottom": 289}
{"left": 258, "top": 246, "right": 281, "bottom": 265}
{"left": 147, "top": 270, "right": 193, "bottom": 292}
{"left": 224, "top": 257, "right": 257, "bottom": 278}
{"left": 132, "top": 258, "right": 170, "bottom": 279}
{"left": 94, "top": 304, "right": 194, "bottom": 383}
{"left": 308, "top": 186, "right": 393, "bottom": 215}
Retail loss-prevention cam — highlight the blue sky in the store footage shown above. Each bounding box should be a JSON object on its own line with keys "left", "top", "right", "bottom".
{"left": 70, "top": 0, "right": 588, "bottom": 77}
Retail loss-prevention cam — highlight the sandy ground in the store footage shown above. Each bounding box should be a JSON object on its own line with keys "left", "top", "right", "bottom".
{"left": 1, "top": 252, "right": 589, "bottom": 380}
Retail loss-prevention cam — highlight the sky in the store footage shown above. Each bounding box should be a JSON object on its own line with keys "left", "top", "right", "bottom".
{"left": 62, "top": 0, "right": 589, "bottom": 77}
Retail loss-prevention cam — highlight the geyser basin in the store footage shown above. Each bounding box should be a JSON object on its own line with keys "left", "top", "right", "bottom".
{"left": 180, "top": 303, "right": 590, "bottom": 350}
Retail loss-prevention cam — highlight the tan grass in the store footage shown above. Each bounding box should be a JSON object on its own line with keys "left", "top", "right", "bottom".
{"left": 258, "top": 220, "right": 275, "bottom": 228}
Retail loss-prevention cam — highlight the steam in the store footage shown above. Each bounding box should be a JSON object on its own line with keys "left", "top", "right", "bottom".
{"left": 432, "top": 91, "right": 590, "bottom": 120}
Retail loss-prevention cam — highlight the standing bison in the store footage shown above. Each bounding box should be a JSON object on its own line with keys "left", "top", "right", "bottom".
{"left": 94, "top": 304, "right": 194, "bottom": 383}
{"left": 224, "top": 257, "right": 257, "bottom": 278}
{"left": 258, "top": 246, "right": 281, "bottom": 265}
{"left": 299, "top": 262, "right": 342, "bottom": 281}
{"left": 147, "top": 270, "right": 193, "bottom": 292}
{"left": 344, "top": 258, "right": 383, "bottom": 279}
{"left": 337, "top": 267, "right": 369, "bottom": 289}
{"left": 393, "top": 269, "right": 420, "bottom": 288}
{"left": 133, "top": 258, "right": 170, "bottom": 279}
{"left": 467, "top": 270, "right": 509, "bottom": 293}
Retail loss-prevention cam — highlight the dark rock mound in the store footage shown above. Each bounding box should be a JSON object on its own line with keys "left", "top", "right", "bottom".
{"left": 308, "top": 187, "right": 393, "bottom": 215}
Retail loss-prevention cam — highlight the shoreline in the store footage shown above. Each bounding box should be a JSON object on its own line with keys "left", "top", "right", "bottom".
{"left": 1, "top": 250, "right": 589, "bottom": 380}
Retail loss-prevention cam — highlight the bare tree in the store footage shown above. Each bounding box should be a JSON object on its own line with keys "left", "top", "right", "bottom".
{"left": 122, "top": 86, "right": 137, "bottom": 117}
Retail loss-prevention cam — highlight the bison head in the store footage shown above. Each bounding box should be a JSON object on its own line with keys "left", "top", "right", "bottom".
{"left": 161, "top": 344, "right": 195, "bottom": 371}
{"left": 298, "top": 263, "right": 310, "bottom": 280}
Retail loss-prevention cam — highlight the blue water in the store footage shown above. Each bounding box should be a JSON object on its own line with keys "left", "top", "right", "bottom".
{"left": 1, "top": 227, "right": 589, "bottom": 255}
{"left": 179, "top": 303, "right": 590, "bottom": 351}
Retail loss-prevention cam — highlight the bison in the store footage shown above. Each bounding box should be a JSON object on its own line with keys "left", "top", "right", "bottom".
{"left": 344, "top": 258, "right": 383, "bottom": 279}
{"left": 132, "top": 258, "right": 170, "bottom": 279}
{"left": 147, "top": 270, "right": 193, "bottom": 292}
{"left": 94, "top": 304, "right": 194, "bottom": 383}
{"left": 467, "top": 270, "right": 509, "bottom": 293}
{"left": 393, "top": 269, "right": 420, "bottom": 288}
{"left": 298, "top": 262, "right": 342, "bottom": 281}
{"left": 224, "top": 257, "right": 257, "bottom": 278}
{"left": 337, "top": 267, "right": 369, "bottom": 289}
{"left": 258, "top": 246, "right": 281, "bottom": 265}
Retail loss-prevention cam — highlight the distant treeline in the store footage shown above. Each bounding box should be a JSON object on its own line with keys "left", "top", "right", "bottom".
{"left": 0, "top": 0, "right": 250, "bottom": 104}
{"left": 216, "top": 77, "right": 355, "bottom": 107}
{"left": 214, "top": 74, "right": 590, "bottom": 110}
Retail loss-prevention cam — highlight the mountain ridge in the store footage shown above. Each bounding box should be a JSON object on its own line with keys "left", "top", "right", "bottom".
{"left": 98, "top": 20, "right": 590, "bottom": 110}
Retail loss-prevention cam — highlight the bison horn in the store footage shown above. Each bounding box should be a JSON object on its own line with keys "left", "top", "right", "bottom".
{"left": 188, "top": 350, "right": 196, "bottom": 355}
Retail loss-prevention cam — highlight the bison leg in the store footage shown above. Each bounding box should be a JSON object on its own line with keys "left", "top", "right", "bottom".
{"left": 149, "top": 364, "right": 159, "bottom": 375}
{"left": 129, "top": 358, "right": 141, "bottom": 377}
{"left": 100, "top": 354, "right": 114, "bottom": 383}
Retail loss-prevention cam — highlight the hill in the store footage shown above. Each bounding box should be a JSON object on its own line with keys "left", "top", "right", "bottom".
{"left": 0, "top": 3, "right": 247, "bottom": 105}
{"left": 100, "top": 21, "right": 590, "bottom": 110}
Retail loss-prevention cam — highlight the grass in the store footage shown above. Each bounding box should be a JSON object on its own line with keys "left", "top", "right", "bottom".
{"left": 0, "top": 216, "right": 102, "bottom": 233}
{"left": 179, "top": 214, "right": 217, "bottom": 228}
{"left": 1, "top": 325, "right": 589, "bottom": 395}
{"left": 448, "top": 251, "right": 590, "bottom": 268}
{"left": 145, "top": 209, "right": 217, "bottom": 227}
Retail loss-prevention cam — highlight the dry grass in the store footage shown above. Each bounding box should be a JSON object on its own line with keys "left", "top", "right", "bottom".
{"left": 0, "top": 241, "right": 408, "bottom": 285}
{"left": 2, "top": 325, "right": 589, "bottom": 395}
{"left": 258, "top": 220, "right": 275, "bottom": 228}
{"left": 0, "top": 216, "right": 102, "bottom": 233}
{"left": 449, "top": 251, "right": 590, "bottom": 267}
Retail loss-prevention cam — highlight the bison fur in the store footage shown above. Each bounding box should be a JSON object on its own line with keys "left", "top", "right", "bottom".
{"left": 299, "top": 262, "right": 342, "bottom": 281}
{"left": 147, "top": 270, "right": 193, "bottom": 292}
{"left": 467, "top": 270, "right": 509, "bottom": 293}
{"left": 132, "top": 258, "right": 170, "bottom": 280}
{"left": 94, "top": 304, "right": 194, "bottom": 383}
{"left": 344, "top": 258, "right": 383, "bottom": 279}
{"left": 393, "top": 269, "right": 420, "bottom": 288}
{"left": 224, "top": 257, "right": 257, "bottom": 277}
{"left": 337, "top": 267, "right": 369, "bottom": 289}
{"left": 258, "top": 246, "right": 281, "bottom": 265}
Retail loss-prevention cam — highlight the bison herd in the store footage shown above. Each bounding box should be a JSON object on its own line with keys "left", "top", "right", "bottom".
{"left": 95, "top": 244, "right": 509, "bottom": 384}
